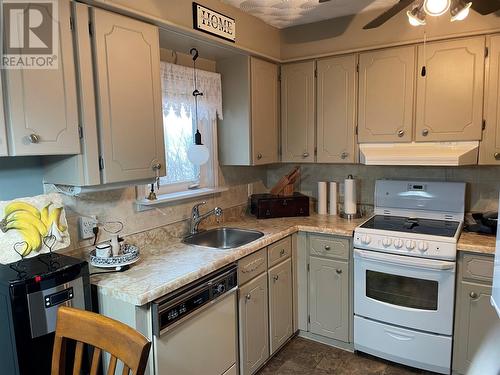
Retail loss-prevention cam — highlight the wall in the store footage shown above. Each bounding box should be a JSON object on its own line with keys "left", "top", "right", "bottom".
{"left": 281, "top": 7, "right": 500, "bottom": 61}
{"left": 267, "top": 164, "right": 500, "bottom": 213}
{"left": 0, "top": 157, "right": 44, "bottom": 200}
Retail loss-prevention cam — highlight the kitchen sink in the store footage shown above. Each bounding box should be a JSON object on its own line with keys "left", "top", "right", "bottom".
{"left": 183, "top": 227, "right": 264, "bottom": 249}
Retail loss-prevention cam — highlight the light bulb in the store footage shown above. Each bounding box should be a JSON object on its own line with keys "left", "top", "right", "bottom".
{"left": 450, "top": 1, "right": 472, "bottom": 21}
{"left": 187, "top": 144, "right": 209, "bottom": 166}
{"left": 424, "top": 0, "right": 451, "bottom": 16}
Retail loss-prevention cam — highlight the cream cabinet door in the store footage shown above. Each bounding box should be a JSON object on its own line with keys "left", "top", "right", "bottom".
{"left": 317, "top": 55, "right": 357, "bottom": 163}
{"left": 309, "top": 257, "right": 349, "bottom": 342}
{"left": 5, "top": 0, "right": 80, "bottom": 155}
{"left": 480, "top": 35, "right": 500, "bottom": 164}
{"left": 92, "top": 8, "right": 165, "bottom": 184}
{"left": 239, "top": 273, "right": 269, "bottom": 375}
{"left": 358, "top": 46, "right": 415, "bottom": 143}
{"left": 268, "top": 258, "right": 293, "bottom": 355}
{"left": 281, "top": 61, "right": 315, "bottom": 162}
{"left": 416, "top": 37, "right": 485, "bottom": 141}
{"left": 0, "top": 72, "right": 7, "bottom": 156}
{"left": 251, "top": 57, "right": 278, "bottom": 165}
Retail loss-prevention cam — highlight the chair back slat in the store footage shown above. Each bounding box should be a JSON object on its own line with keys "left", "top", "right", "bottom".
{"left": 72, "top": 341, "right": 84, "bottom": 375}
{"left": 90, "top": 348, "right": 101, "bottom": 375}
{"left": 51, "top": 307, "right": 151, "bottom": 375}
{"left": 121, "top": 365, "right": 131, "bottom": 375}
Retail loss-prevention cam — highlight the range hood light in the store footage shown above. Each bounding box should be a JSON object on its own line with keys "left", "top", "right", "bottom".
{"left": 450, "top": 0, "right": 472, "bottom": 21}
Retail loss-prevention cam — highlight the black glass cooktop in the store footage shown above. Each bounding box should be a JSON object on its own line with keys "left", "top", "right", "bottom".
{"left": 360, "top": 215, "right": 461, "bottom": 237}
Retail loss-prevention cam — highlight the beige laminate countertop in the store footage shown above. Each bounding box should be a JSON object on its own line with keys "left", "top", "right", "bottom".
{"left": 88, "top": 214, "right": 496, "bottom": 306}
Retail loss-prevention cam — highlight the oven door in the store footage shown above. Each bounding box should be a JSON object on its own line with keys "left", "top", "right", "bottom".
{"left": 354, "top": 249, "right": 455, "bottom": 335}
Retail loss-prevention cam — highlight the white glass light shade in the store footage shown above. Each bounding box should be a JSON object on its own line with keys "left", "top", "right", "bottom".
{"left": 450, "top": 1, "right": 472, "bottom": 21}
{"left": 187, "top": 144, "right": 210, "bottom": 166}
{"left": 424, "top": 0, "right": 451, "bottom": 16}
{"left": 407, "top": 9, "right": 426, "bottom": 26}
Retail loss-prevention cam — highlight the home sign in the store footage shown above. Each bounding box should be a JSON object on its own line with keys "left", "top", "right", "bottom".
{"left": 193, "top": 3, "right": 236, "bottom": 42}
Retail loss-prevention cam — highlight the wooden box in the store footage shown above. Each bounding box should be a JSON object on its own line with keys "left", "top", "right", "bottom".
{"left": 250, "top": 193, "right": 309, "bottom": 219}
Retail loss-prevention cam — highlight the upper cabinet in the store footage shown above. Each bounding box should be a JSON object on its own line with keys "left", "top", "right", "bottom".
{"left": 358, "top": 46, "right": 415, "bottom": 143}
{"left": 415, "top": 37, "right": 485, "bottom": 142}
{"left": 4, "top": 0, "right": 80, "bottom": 156}
{"left": 91, "top": 8, "right": 165, "bottom": 184}
{"left": 218, "top": 56, "right": 278, "bottom": 166}
{"left": 479, "top": 35, "right": 500, "bottom": 165}
{"left": 281, "top": 61, "right": 315, "bottom": 163}
{"left": 0, "top": 72, "right": 7, "bottom": 157}
{"left": 317, "top": 55, "right": 357, "bottom": 163}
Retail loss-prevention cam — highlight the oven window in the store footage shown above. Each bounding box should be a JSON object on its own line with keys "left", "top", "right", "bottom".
{"left": 366, "top": 270, "right": 438, "bottom": 310}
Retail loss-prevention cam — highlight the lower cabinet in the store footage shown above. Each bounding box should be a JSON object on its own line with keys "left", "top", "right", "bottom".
{"left": 453, "top": 253, "right": 497, "bottom": 375}
{"left": 269, "top": 258, "right": 293, "bottom": 354}
{"left": 239, "top": 272, "right": 269, "bottom": 375}
{"left": 308, "top": 256, "right": 349, "bottom": 342}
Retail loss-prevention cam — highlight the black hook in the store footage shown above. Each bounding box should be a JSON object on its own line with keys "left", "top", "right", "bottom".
{"left": 190, "top": 48, "right": 199, "bottom": 62}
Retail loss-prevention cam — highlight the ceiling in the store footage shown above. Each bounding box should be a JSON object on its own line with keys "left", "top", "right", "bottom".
{"left": 221, "top": 0, "right": 399, "bottom": 29}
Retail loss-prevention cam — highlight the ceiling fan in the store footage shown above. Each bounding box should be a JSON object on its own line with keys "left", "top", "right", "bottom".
{"left": 318, "top": 0, "right": 500, "bottom": 29}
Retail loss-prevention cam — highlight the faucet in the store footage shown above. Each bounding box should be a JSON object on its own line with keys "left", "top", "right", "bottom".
{"left": 189, "top": 202, "right": 223, "bottom": 234}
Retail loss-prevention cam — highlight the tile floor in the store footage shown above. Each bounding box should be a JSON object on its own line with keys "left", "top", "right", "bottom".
{"left": 257, "top": 337, "right": 436, "bottom": 375}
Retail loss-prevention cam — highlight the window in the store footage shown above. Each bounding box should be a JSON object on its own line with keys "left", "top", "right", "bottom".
{"left": 140, "top": 61, "right": 223, "bottom": 199}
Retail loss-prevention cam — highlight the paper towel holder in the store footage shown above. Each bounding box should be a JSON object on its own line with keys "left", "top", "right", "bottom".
{"left": 340, "top": 175, "right": 362, "bottom": 220}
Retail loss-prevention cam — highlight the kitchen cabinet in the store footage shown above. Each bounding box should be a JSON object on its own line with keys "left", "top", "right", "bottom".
{"left": 316, "top": 55, "right": 357, "bottom": 163}
{"left": 0, "top": 72, "right": 7, "bottom": 156}
{"left": 268, "top": 258, "right": 293, "bottom": 355}
{"left": 218, "top": 56, "right": 278, "bottom": 166}
{"left": 281, "top": 61, "right": 315, "bottom": 162}
{"left": 453, "top": 253, "right": 497, "bottom": 375}
{"left": 480, "top": 34, "right": 500, "bottom": 165}
{"left": 239, "top": 272, "right": 269, "bottom": 375}
{"left": 415, "top": 37, "right": 485, "bottom": 142}
{"left": 308, "top": 256, "right": 349, "bottom": 342}
{"left": 4, "top": 0, "right": 80, "bottom": 156}
{"left": 358, "top": 46, "right": 415, "bottom": 143}
{"left": 91, "top": 7, "right": 165, "bottom": 184}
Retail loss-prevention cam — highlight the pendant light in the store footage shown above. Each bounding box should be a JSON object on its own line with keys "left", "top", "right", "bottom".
{"left": 187, "top": 48, "right": 210, "bottom": 167}
{"left": 450, "top": 0, "right": 472, "bottom": 21}
{"left": 423, "top": 0, "right": 451, "bottom": 16}
{"left": 407, "top": 3, "right": 427, "bottom": 26}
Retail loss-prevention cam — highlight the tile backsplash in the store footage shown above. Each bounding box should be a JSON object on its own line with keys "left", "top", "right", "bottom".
{"left": 267, "top": 164, "right": 500, "bottom": 213}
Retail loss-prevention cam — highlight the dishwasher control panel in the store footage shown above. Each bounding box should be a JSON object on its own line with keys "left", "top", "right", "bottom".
{"left": 153, "top": 264, "right": 237, "bottom": 335}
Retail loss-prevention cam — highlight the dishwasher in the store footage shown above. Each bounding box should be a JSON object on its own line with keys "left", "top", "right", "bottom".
{"left": 152, "top": 264, "right": 238, "bottom": 375}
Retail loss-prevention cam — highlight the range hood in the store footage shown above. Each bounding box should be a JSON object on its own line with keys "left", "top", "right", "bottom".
{"left": 359, "top": 142, "right": 479, "bottom": 166}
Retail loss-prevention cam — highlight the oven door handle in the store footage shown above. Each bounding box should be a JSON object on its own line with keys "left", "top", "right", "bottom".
{"left": 354, "top": 249, "right": 455, "bottom": 271}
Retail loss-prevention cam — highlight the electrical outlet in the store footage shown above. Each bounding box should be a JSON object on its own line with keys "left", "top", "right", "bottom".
{"left": 79, "top": 216, "right": 98, "bottom": 240}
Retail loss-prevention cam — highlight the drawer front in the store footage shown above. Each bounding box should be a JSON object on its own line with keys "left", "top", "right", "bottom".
{"left": 461, "top": 253, "right": 494, "bottom": 283}
{"left": 309, "top": 234, "right": 350, "bottom": 260}
{"left": 268, "top": 237, "right": 292, "bottom": 267}
{"left": 238, "top": 248, "right": 267, "bottom": 285}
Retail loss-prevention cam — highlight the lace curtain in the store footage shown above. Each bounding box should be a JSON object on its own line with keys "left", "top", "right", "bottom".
{"left": 160, "top": 61, "right": 223, "bottom": 121}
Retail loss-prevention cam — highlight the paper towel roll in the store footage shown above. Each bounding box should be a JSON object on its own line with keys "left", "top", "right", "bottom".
{"left": 344, "top": 175, "right": 357, "bottom": 215}
{"left": 318, "top": 182, "right": 327, "bottom": 215}
{"left": 328, "top": 182, "right": 338, "bottom": 216}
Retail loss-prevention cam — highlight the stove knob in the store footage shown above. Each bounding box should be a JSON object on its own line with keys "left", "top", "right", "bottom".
{"left": 418, "top": 241, "right": 429, "bottom": 252}
{"left": 394, "top": 239, "right": 404, "bottom": 249}
{"left": 405, "top": 240, "right": 416, "bottom": 250}
{"left": 216, "top": 284, "right": 226, "bottom": 294}
{"left": 361, "top": 235, "right": 372, "bottom": 245}
{"left": 382, "top": 238, "right": 392, "bottom": 247}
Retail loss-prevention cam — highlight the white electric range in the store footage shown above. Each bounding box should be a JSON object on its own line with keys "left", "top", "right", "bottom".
{"left": 353, "top": 180, "right": 466, "bottom": 375}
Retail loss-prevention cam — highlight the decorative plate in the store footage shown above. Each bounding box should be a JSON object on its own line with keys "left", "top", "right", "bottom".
{"left": 90, "top": 243, "right": 140, "bottom": 269}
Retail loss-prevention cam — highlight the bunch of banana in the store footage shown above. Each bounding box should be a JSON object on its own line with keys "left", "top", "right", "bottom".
{"left": 0, "top": 201, "right": 66, "bottom": 257}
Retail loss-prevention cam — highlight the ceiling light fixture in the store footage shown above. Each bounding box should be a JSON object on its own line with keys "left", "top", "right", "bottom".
{"left": 423, "top": 0, "right": 451, "bottom": 16}
{"left": 450, "top": 0, "right": 472, "bottom": 21}
{"left": 407, "top": 4, "right": 427, "bottom": 26}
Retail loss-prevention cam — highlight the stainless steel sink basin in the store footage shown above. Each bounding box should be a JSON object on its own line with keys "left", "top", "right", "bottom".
{"left": 183, "top": 227, "right": 264, "bottom": 249}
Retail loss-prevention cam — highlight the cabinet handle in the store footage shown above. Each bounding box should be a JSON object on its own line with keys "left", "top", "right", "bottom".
{"left": 302, "top": 152, "right": 309, "bottom": 158}
{"left": 422, "top": 129, "right": 429, "bottom": 137}
{"left": 280, "top": 249, "right": 285, "bottom": 256}
{"left": 245, "top": 293, "right": 251, "bottom": 301}
{"left": 29, "top": 134, "right": 40, "bottom": 144}
{"left": 273, "top": 275, "right": 279, "bottom": 282}
{"left": 341, "top": 152, "right": 349, "bottom": 159}
{"left": 324, "top": 245, "right": 331, "bottom": 251}
{"left": 336, "top": 269, "right": 343, "bottom": 274}
{"left": 397, "top": 129, "right": 405, "bottom": 138}
{"left": 257, "top": 153, "right": 263, "bottom": 160}
{"left": 469, "top": 291, "right": 478, "bottom": 299}
{"left": 494, "top": 152, "right": 500, "bottom": 160}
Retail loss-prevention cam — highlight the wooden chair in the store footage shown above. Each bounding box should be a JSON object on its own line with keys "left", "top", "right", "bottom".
{"left": 51, "top": 306, "right": 151, "bottom": 375}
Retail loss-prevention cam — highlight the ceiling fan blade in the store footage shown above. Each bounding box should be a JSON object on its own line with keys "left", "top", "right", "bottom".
{"left": 363, "top": 0, "right": 415, "bottom": 29}
{"left": 471, "top": 0, "right": 500, "bottom": 15}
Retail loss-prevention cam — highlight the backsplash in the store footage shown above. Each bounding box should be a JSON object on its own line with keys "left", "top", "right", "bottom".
{"left": 267, "top": 164, "right": 500, "bottom": 213}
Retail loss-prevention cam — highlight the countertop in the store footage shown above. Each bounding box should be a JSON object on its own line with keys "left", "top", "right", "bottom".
{"left": 87, "top": 214, "right": 496, "bottom": 306}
